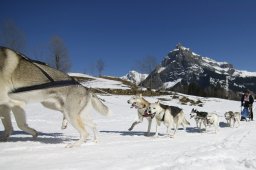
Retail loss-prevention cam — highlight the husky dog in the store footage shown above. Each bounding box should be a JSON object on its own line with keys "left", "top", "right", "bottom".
{"left": 127, "top": 94, "right": 152, "bottom": 136}
{"left": 190, "top": 109, "right": 219, "bottom": 133}
{"left": 0, "top": 47, "right": 111, "bottom": 147}
{"left": 190, "top": 108, "right": 208, "bottom": 131}
{"left": 205, "top": 113, "right": 219, "bottom": 133}
{"left": 224, "top": 111, "right": 240, "bottom": 128}
{"left": 147, "top": 101, "right": 190, "bottom": 137}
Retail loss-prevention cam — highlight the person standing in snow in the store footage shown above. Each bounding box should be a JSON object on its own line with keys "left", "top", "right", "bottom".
{"left": 241, "top": 89, "right": 254, "bottom": 121}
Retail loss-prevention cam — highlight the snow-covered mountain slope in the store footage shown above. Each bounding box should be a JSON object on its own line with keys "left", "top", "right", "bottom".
{"left": 68, "top": 73, "right": 131, "bottom": 90}
{"left": 141, "top": 44, "right": 256, "bottom": 98}
{"left": 1, "top": 92, "right": 256, "bottom": 170}
{"left": 121, "top": 70, "right": 148, "bottom": 85}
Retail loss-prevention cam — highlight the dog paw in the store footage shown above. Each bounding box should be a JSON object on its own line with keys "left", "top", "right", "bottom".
{"left": 0, "top": 136, "right": 8, "bottom": 142}
{"left": 93, "top": 139, "right": 99, "bottom": 143}
{"left": 169, "top": 134, "right": 174, "bottom": 138}
{"left": 32, "top": 132, "right": 39, "bottom": 139}
{"left": 145, "top": 133, "right": 151, "bottom": 136}
{"left": 61, "top": 124, "right": 68, "bottom": 129}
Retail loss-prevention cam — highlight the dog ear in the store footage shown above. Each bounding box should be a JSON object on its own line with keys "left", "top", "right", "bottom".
{"left": 156, "top": 100, "right": 160, "bottom": 104}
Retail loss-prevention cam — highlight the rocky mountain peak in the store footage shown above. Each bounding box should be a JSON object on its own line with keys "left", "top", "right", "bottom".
{"left": 140, "top": 44, "right": 256, "bottom": 99}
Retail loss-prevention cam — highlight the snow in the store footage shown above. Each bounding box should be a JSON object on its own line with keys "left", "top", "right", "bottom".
{"left": 200, "top": 57, "right": 256, "bottom": 78}
{"left": 201, "top": 57, "right": 229, "bottom": 67}
{"left": 121, "top": 70, "right": 148, "bottom": 85}
{"left": 192, "top": 52, "right": 200, "bottom": 56}
{"left": 1, "top": 91, "right": 256, "bottom": 170}
{"left": 82, "top": 78, "right": 130, "bottom": 89}
{"left": 233, "top": 69, "right": 256, "bottom": 78}
{"left": 157, "top": 67, "right": 166, "bottom": 73}
{"left": 162, "top": 79, "right": 182, "bottom": 89}
{"left": 68, "top": 73, "right": 131, "bottom": 90}
{"left": 201, "top": 57, "right": 231, "bottom": 75}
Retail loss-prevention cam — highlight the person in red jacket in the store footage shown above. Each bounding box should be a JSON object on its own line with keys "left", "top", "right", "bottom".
{"left": 241, "top": 89, "right": 254, "bottom": 121}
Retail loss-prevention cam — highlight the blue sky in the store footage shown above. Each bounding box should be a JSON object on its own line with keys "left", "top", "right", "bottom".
{"left": 1, "top": 0, "right": 256, "bottom": 76}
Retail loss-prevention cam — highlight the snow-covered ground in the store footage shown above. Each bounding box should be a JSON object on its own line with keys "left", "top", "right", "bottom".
{"left": 1, "top": 93, "right": 256, "bottom": 170}
{"left": 68, "top": 73, "right": 131, "bottom": 90}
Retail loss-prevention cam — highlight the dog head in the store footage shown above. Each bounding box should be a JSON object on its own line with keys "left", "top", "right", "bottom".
{"left": 147, "top": 101, "right": 161, "bottom": 115}
{"left": 190, "top": 108, "right": 197, "bottom": 119}
{"left": 206, "top": 113, "right": 218, "bottom": 124}
{"left": 127, "top": 94, "right": 145, "bottom": 109}
{"left": 224, "top": 111, "right": 232, "bottom": 120}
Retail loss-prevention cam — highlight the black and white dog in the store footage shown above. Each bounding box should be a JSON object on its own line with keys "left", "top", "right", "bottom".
{"left": 190, "top": 109, "right": 219, "bottom": 133}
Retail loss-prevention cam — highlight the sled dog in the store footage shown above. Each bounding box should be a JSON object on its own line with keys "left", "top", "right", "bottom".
{"left": 147, "top": 101, "right": 190, "bottom": 137}
{"left": 224, "top": 111, "right": 240, "bottom": 128}
{"left": 0, "top": 47, "right": 111, "bottom": 147}
{"left": 190, "top": 108, "right": 208, "bottom": 131}
{"left": 190, "top": 109, "right": 219, "bottom": 133}
{"left": 127, "top": 94, "right": 153, "bottom": 136}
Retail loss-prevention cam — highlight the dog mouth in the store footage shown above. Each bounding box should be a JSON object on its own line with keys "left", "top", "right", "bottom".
{"left": 143, "top": 111, "right": 155, "bottom": 118}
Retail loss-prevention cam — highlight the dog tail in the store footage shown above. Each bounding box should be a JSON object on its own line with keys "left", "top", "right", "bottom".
{"left": 91, "top": 93, "right": 112, "bottom": 116}
{"left": 183, "top": 117, "right": 190, "bottom": 125}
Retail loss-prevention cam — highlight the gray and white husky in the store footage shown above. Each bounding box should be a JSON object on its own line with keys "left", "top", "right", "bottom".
{"left": 127, "top": 94, "right": 153, "bottom": 136}
{"left": 224, "top": 111, "right": 240, "bottom": 128}
{"left": 0, "top": 47, "right": 111, "bottom": 147}
{"left": 147, "top": 101, "right": 190, "bottom": 137}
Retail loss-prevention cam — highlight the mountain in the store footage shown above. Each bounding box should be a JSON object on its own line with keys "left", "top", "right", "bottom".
{"left": 121, "top": 70, "right": 148, "bottom": 85}
{"left": 140, "top": 44, "right": 256, "bottom": 99}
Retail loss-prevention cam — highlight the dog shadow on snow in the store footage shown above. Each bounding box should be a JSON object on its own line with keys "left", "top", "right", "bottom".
{"left": 186, "top": 121, "right": 230, "bottom": 133}
{"left": 100, "top": 130, "right": 190, "bottom": 137}
{"left": 0, "top": 131, "right": 74, "bottom": 144}
{"left": 100, "top": 130, "right": 158, "bottom": 137}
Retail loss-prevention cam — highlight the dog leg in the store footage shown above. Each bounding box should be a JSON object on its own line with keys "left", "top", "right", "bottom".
{"left": 85, "top": 119, "right": 99, "bottom": 143}
{"left": 154, "top": 123, "right": 160, "bottom": 138}
{"left": 128, "top": 120, "right": 142, "bottom": 131}
{"left": 215, "top": 123, "right": 218, "bottom": 134}
{"left": 92, "top": 126, "right": 99, "bottom": 143}
{"left": 65, "top": 114, "right": 89, "bottom": 148}
{"left": 146, "top": 118, "right": 152, "bottom": 136}
{"left": 203, "top": 120, "right": 208, "bottom": 133}
{"left": 231, "top": 119, "right": 235, "bottom": 128}
{"left": 171, "top": 124, "right": 178, "bottom": 137}
{"left": 12, "top": 106, "right": 38, "bottom": 138}
{"left": 0, "top": 105, "right": 13, "bottom": 141}
{"left": 199, "top": 121, "right": 203, "bottom": 133}
{"left": 196, "top": 119, "right": 199, "bottom": 128}
{"left": 166, "top": 126, "right": 170, "bottom": 135}
{"left": 61, "top": 116, "right": 68, "bottom": 129}
{"left": 236, "top": 119, "right": 240, "bottom": 128}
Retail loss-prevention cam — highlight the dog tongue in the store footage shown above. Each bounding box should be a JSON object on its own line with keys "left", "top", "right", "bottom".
{"left": 143, "top": 111, "right": 151, "bottom": 117}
